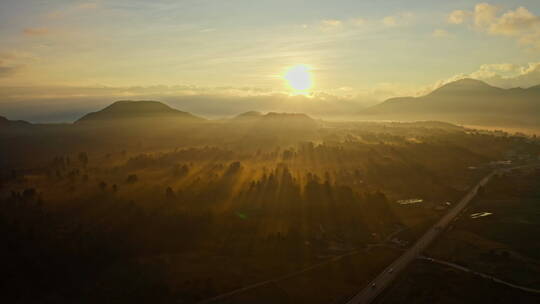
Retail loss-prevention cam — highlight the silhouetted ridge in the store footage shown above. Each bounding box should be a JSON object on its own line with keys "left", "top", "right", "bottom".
{"left": 231, "top": 111, "right": 317, "bottom": 126}
{"left": 0, "top": 115, "right": 31, "bottom": 126}
{"left": 76, "top": 100, "right": 203, "bottom": 123}
{"left": 232, "top": 111, "right": 263, "bottom": 120}
{"left": 428, "top": 78, "right": 501, "bottom": 96}
{"left": 364, "top": 79, "right": 540, "bottom": 125}
{"left": 252, "top": 112, "right": 319, "bottom": 131}
{"left": 262, "top": 112, "right": 314, "bottom": 120}
{"left": 528, "top": 84, "right": 540, "bottom": 91}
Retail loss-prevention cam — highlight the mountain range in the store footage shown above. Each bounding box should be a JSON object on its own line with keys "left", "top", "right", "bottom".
{"left": 1, "top": 79, "right": 539, "bottom": 128}
{"left": 0, "top": 115, "right": 31, "bottom": 127}
{"left": 362, "top": 78, "right": 540, "bottom": 126}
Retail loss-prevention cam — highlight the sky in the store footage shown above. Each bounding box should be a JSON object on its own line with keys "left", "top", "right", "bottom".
{"left": 1, "top": 0, "right": 540, "bottom": 121}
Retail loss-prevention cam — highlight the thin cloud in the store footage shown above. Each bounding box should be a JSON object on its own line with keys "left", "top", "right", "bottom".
{"left": 317, "top": 13, "right": 411, "bottom": 32}
{"left": 23, "top": 28, "right": 49, "bottom": 36}
{"left": 382, "top": 16, "right": 398, "bottom": 27}
{"left": 322, "top": 19, "right": 343, "bottom": 27}
{"left": 350, "top": 18, "right": 367, "bottom": 26}
{"left": 448, "top": 10, "right": 472, "bottom": 24}
{"left": 0, "top": 61, "right": 21, "bottom": 77}
{"left": 432, "top": 29, "right": 450, "bottom": 38}
{"left": 382, "top": 12, "right": 414, "bottom": 27}
{"left": 320, "top": 19, "right": 344, "bottom": 32}
{"left": 0, "top": 50, "right": 35, "bottom": 78}
{"left": 47, "top": 1, "right": 100, "bottom": 19}
{"left": 77, "top": 2, "right": 99, "bottom": 10}
{"left": 0, "top": 50, "right": 37, "bottom": 61}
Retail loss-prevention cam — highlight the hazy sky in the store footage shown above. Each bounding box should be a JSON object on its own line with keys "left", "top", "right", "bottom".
{"left": 1, "top": 1, "right": 540, "bottom": 121}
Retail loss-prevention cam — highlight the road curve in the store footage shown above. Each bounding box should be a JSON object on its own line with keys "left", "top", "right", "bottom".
{"left": 345, "top": 170, "right": 498, "bottom": 304}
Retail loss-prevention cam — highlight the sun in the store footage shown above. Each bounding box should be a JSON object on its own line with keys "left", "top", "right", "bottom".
{"left": 283, "top": 64, "right": 313, "bottom": 95}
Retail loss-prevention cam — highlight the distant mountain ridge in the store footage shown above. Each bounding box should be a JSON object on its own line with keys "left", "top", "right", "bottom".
{"left": 232, "top": 111, "right": 264, "bottom": 120}
{"left": 75, "top": 100, "right": 203, "bottom": 123}
{"left": 233, "top": 111, "right": 314, "bottom": 121}
{"left": 428, "top": 78, "right": 501, "bottom": 96}
{"left": 0, "top": 115, "right": 31, "bottom": 127}
{"left": 364, "top": 78, "right": 540, "bottom": 126}
{"left": 229, "top": 111, "right": 319, "bottom": 133}
{"left": 262, "top": 112, "right": 314, "bottom": 121}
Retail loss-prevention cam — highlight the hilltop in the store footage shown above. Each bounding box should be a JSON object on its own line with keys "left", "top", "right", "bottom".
{"left": 232, "top": 111, "right": 264, "bottom": 121}
{"left": 0, "top": 115, "right": 31, "bottom": 127}
{"left": 75, "top": 100, "right": 203, "bottom": 123}
{"left": 261, "top": 112, "right": 315, "bottom": 121}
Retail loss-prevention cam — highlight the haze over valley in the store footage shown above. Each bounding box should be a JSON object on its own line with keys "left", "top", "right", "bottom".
{"left": 1, "top": 1, "right": 540, "bottom": 304}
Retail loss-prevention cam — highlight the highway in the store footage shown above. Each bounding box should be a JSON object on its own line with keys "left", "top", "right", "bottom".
{"left": 195, "top": 165, "right": 536, "bottom": 304}
{"left": 345, "top": 170, "right": 498, "bottom": 304}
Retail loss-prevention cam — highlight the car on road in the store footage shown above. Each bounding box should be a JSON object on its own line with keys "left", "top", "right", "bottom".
{"left": 388, "top": 268, "right": 394, "bottom": 273}
{"left": 371, "top": 283, "right": 377, "bottom": 289}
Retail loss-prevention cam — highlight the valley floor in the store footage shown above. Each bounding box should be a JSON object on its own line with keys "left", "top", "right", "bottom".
{"left": 375, "top": 167, "right": 540, "bottom": 303}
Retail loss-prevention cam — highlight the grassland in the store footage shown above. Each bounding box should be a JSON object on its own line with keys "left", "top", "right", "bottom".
{"left": 377, "top": 167, "right": 540, "bottom": 303}
{"left": 1, "top": 118, "right": 539, "bottom": 303}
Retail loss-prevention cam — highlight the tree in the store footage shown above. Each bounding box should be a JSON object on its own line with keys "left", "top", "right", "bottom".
{"left": 22, "top": 188, "right": 37, "bottom": 199}
{"left": 166, "top": 187, "right": 175, "bottom": 199}
{"left": 78, "top": 152, "right": 88, "bottom": 167}
{"left": 126, "top": 174, "right": 138, "bottom": 184}
{"left": 225, "top": 161, "right": 242, "bottom": 176}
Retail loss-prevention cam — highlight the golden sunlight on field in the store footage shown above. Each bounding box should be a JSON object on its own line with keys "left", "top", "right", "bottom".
{"left": 2, "top": 1, "right": 540, "bottom": 303}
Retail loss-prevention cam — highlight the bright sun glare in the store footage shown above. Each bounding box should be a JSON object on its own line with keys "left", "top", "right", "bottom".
{"left": 284, "top": 64, "right": 313, "bottom": 95}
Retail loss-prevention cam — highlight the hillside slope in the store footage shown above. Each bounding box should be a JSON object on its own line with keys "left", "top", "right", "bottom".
{"left": 76, "top": 100, "right": 203, "bottom": 123}
{"left": 364, "top": 79, "right": 540, "bottom": 126}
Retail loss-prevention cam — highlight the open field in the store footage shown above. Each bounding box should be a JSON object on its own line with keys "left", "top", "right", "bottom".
{"left": 218, "top": 247, "right": 400, "bottom": 304}
{"left": 1, "top": 114, "right": 539, "bottom": 303}
{"left": 427, "top": 168, "right": 540, "bottom": 287}
{"left": 376, "top": 167, "right": 540, "bottom": 303}
{"left": 375, "top": 260, "right": 540, "bottom": 304}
